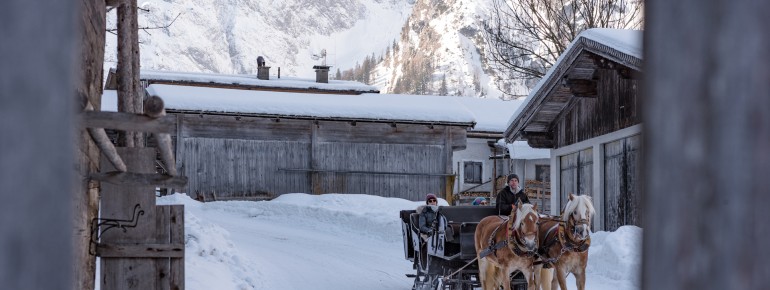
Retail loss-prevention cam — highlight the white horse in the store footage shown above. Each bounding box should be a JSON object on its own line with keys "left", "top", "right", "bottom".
{"left": 536, "top": 193, "right": 595, "bottom": 290}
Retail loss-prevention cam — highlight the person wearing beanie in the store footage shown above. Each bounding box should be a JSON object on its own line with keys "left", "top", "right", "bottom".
{"left": 495, "top": 173, "right": 529, "bottom": 216}
{"left": 471, "top": 197, "right": 489, "bottom": 206}
{"left": 417, "top": 193, "right": 439, "bottom": 237}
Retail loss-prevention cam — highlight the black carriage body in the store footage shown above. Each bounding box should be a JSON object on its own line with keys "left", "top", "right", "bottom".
{"left": 400, "top": 206, "right": 527, "bottom": 290}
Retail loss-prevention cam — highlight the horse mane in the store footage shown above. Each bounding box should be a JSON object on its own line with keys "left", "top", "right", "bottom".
{"left": 562, "top": 195, "right": 595, "bottom": 222}
{"left": 513, "top": 203, "right": 537, "bottom": 230}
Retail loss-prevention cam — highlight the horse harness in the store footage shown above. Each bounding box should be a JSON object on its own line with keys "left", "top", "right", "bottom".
{"left": 478, "top": 215, "right": 538, "bottom": 259}
{"left": 536, "top": 216, "right": 591, "bottom": 268}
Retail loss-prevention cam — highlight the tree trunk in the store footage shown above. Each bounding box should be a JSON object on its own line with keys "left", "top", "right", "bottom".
{"left": 117, "top": 0, "right": 136, "bottom": 147}
{"left": 643, "top": 1, "right": 770, "bottom": 289}
{"left": 130, "top": 0, "right": 144, "bottom": 147}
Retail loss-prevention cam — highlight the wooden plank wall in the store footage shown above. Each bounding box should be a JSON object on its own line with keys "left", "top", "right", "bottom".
{"left": 182, "top": 138, "right": 311, "bottom": 200}
{"left": 555, "top": 68, "right": 640, "bottom": 148}
{"left": 173, "top": 113, "right": 464, "bottom": 201}
{"left": 74, "top": 0, "right": 106, "bottom": 288}
{"left": 313, "top": 142, "right": 445, "bottom": 201}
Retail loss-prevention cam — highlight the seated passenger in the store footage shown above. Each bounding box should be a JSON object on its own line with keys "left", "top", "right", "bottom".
{"left": 417, "top": 193, "right": 439, "bottom": 240}
{"left": 471, "top": 196, "right": 489, "bottom": 206}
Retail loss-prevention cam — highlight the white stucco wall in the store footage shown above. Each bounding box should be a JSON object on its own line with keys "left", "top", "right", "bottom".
{"left": 452, "top": 138, "right": 498, "bottom": 194}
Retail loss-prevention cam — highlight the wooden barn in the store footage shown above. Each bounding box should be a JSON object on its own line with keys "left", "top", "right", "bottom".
{"left": 103, "top": 70, "right": 475, "bottom": 201}
{"left": 504, "top": 28, "right": 643, "bottom": 231}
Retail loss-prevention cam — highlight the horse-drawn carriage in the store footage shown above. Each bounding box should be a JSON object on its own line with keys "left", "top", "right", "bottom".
{"left": 400, "top": 194, "right": 595, "bottom": 290}
{"left": 399, "top": 205, "right": 528, "bottom": 290}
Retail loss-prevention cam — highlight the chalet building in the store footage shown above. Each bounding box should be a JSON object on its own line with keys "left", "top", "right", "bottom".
{"left": 452, "top": 98, "right": 549, "bottom": 210}
{"left": 504, "top": 28, "right": 643, "bottom": 231}
{"left": 103, "top": 68, "right": 475, "bottom": 202}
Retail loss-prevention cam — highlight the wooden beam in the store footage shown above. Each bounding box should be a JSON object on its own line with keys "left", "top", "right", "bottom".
{"left": 142, "top": 94, "right": 165, "bottom": 118}
{"left": 90, "top": 171, "right": 188, "bottom": 188}
{"left": 522, "top": 132, "right": 554, "bottom": 148}
{"left": 143, "top": 95, "right": 177, "bottom": 176}
{"left": 82, "top": 111, "right": 176, "bottom": 133}
{"left": 88, "top": 127, "right": 128, "bottom": 172}
{"left": 83, "top": 101, "right": 128, "bottom": 172}
{"left": 96, "top": 243, "right": 185, "bottom": 258}
{"left": 563, "top": 79, "right": 597, "bottom": 98}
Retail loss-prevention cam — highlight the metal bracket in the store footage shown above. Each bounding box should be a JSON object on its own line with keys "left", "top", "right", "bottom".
{"left": 90, "top": 203, "right": 145, "bottom": 255}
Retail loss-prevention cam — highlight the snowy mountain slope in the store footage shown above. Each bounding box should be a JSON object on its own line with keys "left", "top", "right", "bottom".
{"left": 106, "top": 0, "right": 413, "bottom": 79}
{"left": 105, "top": 0, "right": 527, "bottom": 97}
{"left": 370, "top": 0, "right": 529, "bottom": 98}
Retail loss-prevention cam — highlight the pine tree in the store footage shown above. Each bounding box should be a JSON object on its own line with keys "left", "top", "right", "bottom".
{"left": 439, "top": 75, "right": 449, "bottom": 96}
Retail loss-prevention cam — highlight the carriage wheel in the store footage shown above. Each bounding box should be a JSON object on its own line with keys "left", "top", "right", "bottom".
{"left": 509, "top": 271, "right": 528, "bottom": 290}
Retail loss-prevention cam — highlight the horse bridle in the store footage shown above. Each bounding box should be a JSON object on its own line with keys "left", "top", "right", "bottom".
{"left": 567, "top": 213, "right": 590, "bottom": 239}
{"left": 508, "top": 212, "right": 538, "bottom": 257}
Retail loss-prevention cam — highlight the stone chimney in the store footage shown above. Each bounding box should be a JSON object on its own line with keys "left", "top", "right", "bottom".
{"left": 257, "top": 56, "right": 270, "bottom": 80}
{"left": 313, "top": 65, "right": 331, "bottom": 83}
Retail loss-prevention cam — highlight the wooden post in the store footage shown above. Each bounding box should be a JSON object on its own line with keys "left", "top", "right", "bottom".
{"left": 99, "top": 148, "right": 158, "bottom": 290}
{"left": 0, "top": 0, "right": 76, "bottom": 289}
{"left": 175, "top": 114, "right": 185, "bottom": 193}
{"left": 443, "top": 127, "right": 453, "bottom": 201}
{"left": 311, "top": 122, "right": 321, "bottom": 194}
{"left": 144, "top": 95, "right": 177, "bottom": 176}
{"left": 116, "top": 0, "right": 137, "bottom": 147}
{"left": 644, "top": 1, "right": 770, "bottom": 289}
{"left": 74, "top": 1, "right": 108, "bottom": 288}
{"left": 130, "top": 0, "right": 144, "bottom": 147}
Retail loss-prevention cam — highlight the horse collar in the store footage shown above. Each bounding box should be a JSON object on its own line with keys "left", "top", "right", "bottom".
{"left": 558, "top": 223, "right": 590, "bottom": 252}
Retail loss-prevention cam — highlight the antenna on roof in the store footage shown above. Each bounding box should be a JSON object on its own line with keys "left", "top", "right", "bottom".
{"left": 311, "top": 49, "right": 327, "bottom": 66}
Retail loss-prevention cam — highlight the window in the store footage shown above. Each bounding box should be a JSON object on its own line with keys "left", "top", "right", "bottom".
{"left": 464, "top": 161, "right": 482, "bottom": 184}
{"left": 559, "top": 148, "right": 593, "bottom": 207}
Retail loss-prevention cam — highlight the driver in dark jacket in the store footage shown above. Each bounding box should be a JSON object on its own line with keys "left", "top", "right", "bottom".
{"left": 496, "top": 174, "right": 529, "bottom": 216}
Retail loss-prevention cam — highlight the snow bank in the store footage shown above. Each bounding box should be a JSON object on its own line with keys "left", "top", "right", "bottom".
{"left": 588, "top": 225, "right": 643, "bottom": 286}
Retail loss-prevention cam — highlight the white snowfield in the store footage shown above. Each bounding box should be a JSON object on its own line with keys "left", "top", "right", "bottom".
{"left": 150, "top": 193, "right": 641, "bottom": 290}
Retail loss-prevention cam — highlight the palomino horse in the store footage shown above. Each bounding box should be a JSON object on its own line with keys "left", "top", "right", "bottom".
{"left": 475, "top": 203, "right": 540, "bottom": 290}
{"left": 536, "top": 193, "right": 595, "bottom": 290}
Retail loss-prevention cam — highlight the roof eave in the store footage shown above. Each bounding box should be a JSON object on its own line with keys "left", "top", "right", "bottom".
{"left": 503, "top": 36, "right": 642, "bottom": 144}
{"left": 165, "top": 109, "right": 476, "bottom": 128}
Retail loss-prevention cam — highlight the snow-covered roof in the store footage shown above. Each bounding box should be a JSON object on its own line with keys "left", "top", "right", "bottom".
{"left": 505, "top": 28, "right": 643, "bottom": 141}
{"left": 104, "top": 68, "right": 380, "bottom": 94}
{"left": 103, "top": 85, "right": 476, "bottom": 126}
{"left": 506, "top": 141, "right": 550, "bottom": 160}
{"left": 456, "top": 97, "right": 524, "bottom": 132}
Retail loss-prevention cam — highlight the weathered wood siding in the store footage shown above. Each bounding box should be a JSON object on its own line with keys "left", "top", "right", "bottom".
{"left": 603, "top": 134, "right": 642, "bottom": 231}
{"left": 182, "top": 138, "right": 312, "bottom": 199}
{"left": 173, "top": 113, "right": 465, "bottom": 201}
{"left": 312, "top": 142, "right": 445, "bottom": 201}
{"left": 555, "top": 68, "right": 640, "bottom": 148}
{"left": 74, "top": 0, "right": 106, "bottom": 288}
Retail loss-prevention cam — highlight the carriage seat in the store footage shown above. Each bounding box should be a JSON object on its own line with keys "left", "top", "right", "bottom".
{"left": 410, "top": 213, "right": 421, "bottom": 234}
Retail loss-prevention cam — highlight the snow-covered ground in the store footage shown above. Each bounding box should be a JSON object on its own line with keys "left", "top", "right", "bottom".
{"left": 119, "top": 193, "right": 642, "bottom": 290}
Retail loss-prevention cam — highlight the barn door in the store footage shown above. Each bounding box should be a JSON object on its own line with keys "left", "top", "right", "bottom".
{"left": 559, "top": 148, "right": 593, "bottom": 209}
{"left": 604, "top": 135, "right": 642, "bottom": 231}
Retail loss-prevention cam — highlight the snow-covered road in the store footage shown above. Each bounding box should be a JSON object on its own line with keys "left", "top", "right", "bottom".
{"left": 151, "top": 193, "right": 641, "bottom": 290}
